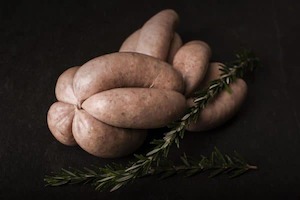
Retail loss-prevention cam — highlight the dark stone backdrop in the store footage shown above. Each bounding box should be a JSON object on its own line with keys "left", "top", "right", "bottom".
{"left": 1, "top": 0, "right": 299, "bottom": 199}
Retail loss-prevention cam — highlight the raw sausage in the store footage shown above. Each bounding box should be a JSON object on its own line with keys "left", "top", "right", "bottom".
{"left": 82, "top": 88, "right": 186, "bottom": 129}
{"left": 173, "top": 41, "right": 211, "bottom": 97}
{"left": 73, "top": 52, "right": 184, "bottom": 103}
{"left": 73, "top": 109, "right": 147, "bottom": 158}
{"left": 186, "top": 63, "right": 247, "bottom": 131}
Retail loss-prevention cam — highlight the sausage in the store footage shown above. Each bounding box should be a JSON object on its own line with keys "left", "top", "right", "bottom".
{"left": 73, "top": 52, "right": 184, "bottom": 103}
{"left": 119, "top": 29, "right": 140, "bottom": 52}
{"left": 47, "top": 100, "right": 148, "bottom": 157}
{"left": 186, "top": 63, "right": 247, "bottom": 132}
{"left": 47, "top": 102, "right": 76, "bottom": 146}
{"left": 119, "top": 29, "right": 182, "bottom": 64}
{"left": 167, "top": 32, "right": 183, "bottom": 63}
{"left": 136, "top": 9, "right": 179, "bottom": 60}
{"left": 196, "top": 62, "right": 223, "bottom": 88}
{"left": 173, "top": 41, "right": 211, "bottom": 97}
{"left": 55, "top": 66, "right": 79, "bottom": 105}
{"left": 82, "top": 88, "right": 187, "bottom": 129}
{"left": 49, "top": 50, "right": 186, "bottom": 157}
{"left": 72, "top": 109, "right": 147, "bottom": 158}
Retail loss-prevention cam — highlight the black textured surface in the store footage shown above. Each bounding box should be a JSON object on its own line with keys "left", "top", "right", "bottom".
{"left": 1, "top": 0, "right": 300, "bottom": 199}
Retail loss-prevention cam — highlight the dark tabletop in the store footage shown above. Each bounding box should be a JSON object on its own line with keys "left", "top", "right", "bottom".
{"left": 1, "top": 0, "right": 300, "bottom": 199}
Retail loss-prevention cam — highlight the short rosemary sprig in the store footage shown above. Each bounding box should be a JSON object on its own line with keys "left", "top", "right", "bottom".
{"left": 44, "top": 161, "right": 151, "bottom": 192}
{"left": 44, "top": 50, "right": 260, "bottom": 192}
{"left": 45, "top": 154, "right": 155, "bottom": 191}
{"left": 156, "top": 147, "right": 257, "bottom": 179}
{"left": 44, "top": 148, "right": 257, "bottom": 191}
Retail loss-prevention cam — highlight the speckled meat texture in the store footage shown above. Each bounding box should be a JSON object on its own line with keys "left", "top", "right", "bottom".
{"left": 55, "top": 66, "right": 79, "bottom": 105}
{"left": 72, "top": 110, "right": 147, "bottom": 158}
{"left": 73, "top": 52, "right": 184, "bottom": 103}
{"left": 136, "top": 9, "right": 179, "bottom": 60}
{"left": 173, "top": 41, "right": 212, "bottom": 97}
{"left": 82, "top": 88, "right": 186, "bottom": 129}
{"left": 120, "top": 30, "right": 182, "bottom": 64}
{"left": 47, "top": 102, "right": 76, "bottom": 146}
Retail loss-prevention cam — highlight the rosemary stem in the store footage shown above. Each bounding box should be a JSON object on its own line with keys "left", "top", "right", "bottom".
{"left": 247, "top": 165, "right": 258, "bottom": 170}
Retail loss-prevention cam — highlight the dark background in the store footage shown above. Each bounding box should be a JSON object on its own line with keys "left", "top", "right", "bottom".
{"left": 1, "top": 0, "right": 300, "bottom": 199}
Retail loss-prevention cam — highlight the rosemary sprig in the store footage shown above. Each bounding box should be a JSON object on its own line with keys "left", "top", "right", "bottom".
{"left": 44, "top": 147, "right": 257, "bottom": 191}
{"left": 156, "top": 147, "right": 257, "bottom": 179}
{"left": 45, "top": 155, "right": 152, "bottom": 191}
{"left": 44, "top": 49, "right": 260, "bottom": 192}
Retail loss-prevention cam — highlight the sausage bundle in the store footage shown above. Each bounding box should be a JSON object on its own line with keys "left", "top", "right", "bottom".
{"left": 47, "top": 9, "right": 247, "bottom": 158}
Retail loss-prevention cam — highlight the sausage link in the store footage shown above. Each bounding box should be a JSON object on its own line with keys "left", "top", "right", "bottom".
{"left": 186, "top": 63, "right": 247, "bottom": 131}
{"left": 120, "top": 29, "right": 182, "bottom": 64}
{"left": 73, "top": 52, "right": 184, "bottom": 103}
{"left": 82, "top": 88, "right": 187, "bottom": 129}
{"left": 119, "top": 29, "right": 140, "bottom": 52}
{"left": 136, "top": 9, "right": 179, "bottom": 60}
{"left": 55, "top": 66, "right": 79, "bottom": 105}
{"left": 167, "top": 32, "right": 182, "bottom": 63}
{"left": 72, "top": 109, "right": 147, "bottom": 158}
{"left": 47, "top": 102, "right": 77, "bottom": 146}
{"left": 173, "top": 41, "right": 211, "bottom": 97}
